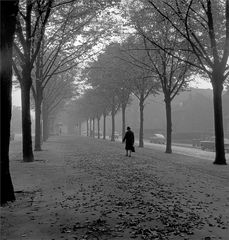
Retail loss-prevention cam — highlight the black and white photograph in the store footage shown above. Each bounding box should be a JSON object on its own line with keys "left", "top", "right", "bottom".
{"left": 1, "top": 0, "right": 229, "bottom": 239}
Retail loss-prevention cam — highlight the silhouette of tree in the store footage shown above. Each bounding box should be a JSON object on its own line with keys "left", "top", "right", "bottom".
{"left": 32, "top": 1, "right": 112, "bottom": 150}
{"left": 119, "top": 37, "right": 159, "bottom": 147}
{"left": 42, "top": 70, "right": 76, "bottom": 141}
{"left": 1, "top": 0, "right": 19, "bottom": 205}
{"left": 13, "top": 0, "right": 53, "bottom": 162}
{"left": 85, "top": 44, "right": 133, "bottom": 141}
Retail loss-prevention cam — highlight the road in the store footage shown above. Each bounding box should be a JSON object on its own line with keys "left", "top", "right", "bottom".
{"left": 118, "top": 137, "right": 229, "bottom": 162}
{"left": 144, "top": 141, "right": 224, "bottom": 161}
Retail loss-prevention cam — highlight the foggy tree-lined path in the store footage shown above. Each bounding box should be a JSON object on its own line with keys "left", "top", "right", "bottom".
{"left": 1, "top": 136, "right": 229, "bottom": 239}
{"left": 2, "top": 0, "right": 229, "bottom": 206}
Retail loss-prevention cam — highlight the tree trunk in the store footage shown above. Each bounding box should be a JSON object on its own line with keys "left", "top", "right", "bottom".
{"left": 121, "top": 104, "right": 126, "bottom": 140}
{"left": 165, "top": 98, "right": 172, "bottom": 153}
{"left": 42, "top": 106, "right": 49, "bottom": 141}
{"left": 34, "top": 46, "right": 43, "bottom": 151}
{"left": 0, "top": 0, "right": 18, "bottom": 205}
{"left": 111, "top": 103, "right": 115, "bottom": 141}
{"left": 34, "top": 94, "right": 42, "bottom": 151}
{"left": 212, "top": 75, "right": 226, "bottom": 164}
{"left": 139, "top": 97, "right": 144, "bottom": 148}
{"left": 86, "top": 119, "right": 89, "bottom": 136}
{"left": 21, "top": 79, "right": 34, "bottom": 162}
{"left": 97, "top": 117, "right": 100, "bottom": 139}
{"left": 92, "top": 118, "right": 95, "bottom": 138}
{"left": 40, "top": 119, "right": 43, "bottom": 143}
{"left": 89, "top": 118, "right": 92, "bottom": 137}
{"left": 103, "top": 113, "right": 106, "bottom": 140}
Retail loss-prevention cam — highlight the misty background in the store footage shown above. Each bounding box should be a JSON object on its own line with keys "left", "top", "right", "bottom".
{"left": 11, "top": 87, "right": 229, "bottom": 143}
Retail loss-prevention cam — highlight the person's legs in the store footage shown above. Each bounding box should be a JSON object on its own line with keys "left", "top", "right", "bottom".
{"left": 128, "top": 150, "right": 131, "bottom": 157}
{"left": 126, "top": 150, "right": 128, "bottom": 156}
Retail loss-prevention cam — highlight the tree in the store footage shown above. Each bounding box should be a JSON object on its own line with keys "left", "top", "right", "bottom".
{"left": 13, "top": 0, "right": 53, "bottom": 162}
{"left": 42, "top": 70, "right": 76, "bottom": 141}
{"left": 89, "top": 89, "right": 109, "bottom": 139}
{"left": 86, "top": 55, "right": 118, "bottom": 141}
{"left": 128, "top": 10, "right": 191, "bottom": 152}
{"left": 106, "top": 44, "right": 133, "bottom": 139}
{"left": 85, "top": 43, "right": 136, "bottom": 141}
{"left": 83, "top": 89, "right": 105, "bottom": 138}
{"left": 68, "top": 74, "right": 99, "bottom": 137}
{"left": 141, "top": 0, "right": 229, "bottom": 164}
{"left": 1, "top": 0, "right": 19, "bottom": 205}
{"left": 146, "top": 44, "right": 191, "bottom": 153}
{"left": 119, "top": 87, "right": 132, "bottom": 139}
{"left": 92, "top": 89, "right": 112, "bottom": 140}
{"left": 32, "top": 4, "right": 99, "bottom": 150}
{"left": 77, "top": 96, "right": 94, "bottom": 137}
{"left": 117, "top": 37, "right": 159, "bottom": 147}
{"left": 32, "top": 0, "right": 123, "bottom": 149}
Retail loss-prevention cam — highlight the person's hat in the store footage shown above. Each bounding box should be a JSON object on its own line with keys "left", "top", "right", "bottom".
{"left": 127, "top": 126, "right": 131, "bottom": 130}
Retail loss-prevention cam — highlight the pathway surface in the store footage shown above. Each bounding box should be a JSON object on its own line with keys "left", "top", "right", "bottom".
{"left": 144, "top": 141, "right": 229, "bottom": 162}
{"left": 1, "top": 135, "right": 229, "bottom": 240}
{"left": 116, "top": 137, "right": 229, "bottom": 162}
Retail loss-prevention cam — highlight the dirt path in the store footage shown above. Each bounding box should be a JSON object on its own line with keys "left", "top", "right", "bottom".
{"left": 1, "top": 135, "right": 229, "bottom": 240}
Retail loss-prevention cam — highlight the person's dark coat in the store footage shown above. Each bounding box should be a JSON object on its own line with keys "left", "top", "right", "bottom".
{"left": 123, "top": 130, "right": 135, "bottom": 151}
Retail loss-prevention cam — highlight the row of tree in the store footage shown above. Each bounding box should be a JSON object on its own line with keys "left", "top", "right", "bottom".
{"left": 68, "top": 36, "right": 190, "bottom": 151}
{"left": 70, "top": 0, "right": 229, "bottom": 166}
{"left": 1, "top": 0, "right": 229, "bottom": 205}
{"left": 1, "top": 0, "right": 121, "bottom": 205}
{"left": 12, "top": 0, "right": 121, "bottom": 161}
{"left": 132, "top": 0, "right": 229, "bottom": 164}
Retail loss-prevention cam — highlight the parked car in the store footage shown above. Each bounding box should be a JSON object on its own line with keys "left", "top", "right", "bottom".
{"left": 200, "top": 136, "right": 229, "bottom": 153}
{"left": 149, "top": 133, "right": 166, "bottom": 144}
{"left": 192, "top": 139, "right": 201, "bottom": 147}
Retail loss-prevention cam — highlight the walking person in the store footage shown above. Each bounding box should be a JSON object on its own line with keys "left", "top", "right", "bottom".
{"left": 122, "top": 126, "right": 135, "bottom": 157}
